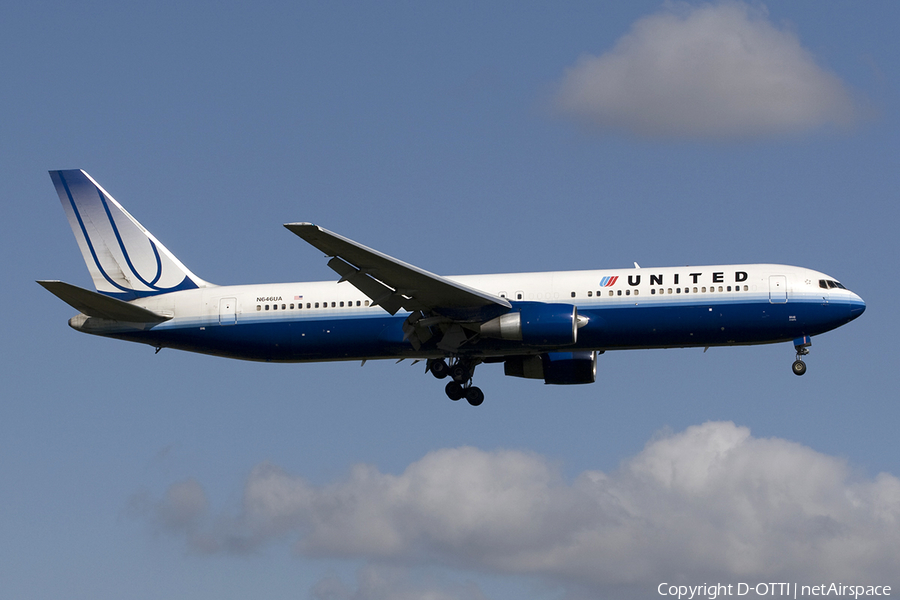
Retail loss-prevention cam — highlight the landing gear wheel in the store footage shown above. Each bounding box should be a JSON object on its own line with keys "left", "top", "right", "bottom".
{"left": 792, "top": 360, "right": 807, "bottom": 376}
{"left": 465, "top": 386, "right": 484, "bottom": 407}
{"left": 445, "top": 381, "right": 464, "bottom": 401}
{"left": 450, "top": 364, "right": 470, "bottom": 383}
{"left": 429, "top": 359, "right": 450, "bottom": 379}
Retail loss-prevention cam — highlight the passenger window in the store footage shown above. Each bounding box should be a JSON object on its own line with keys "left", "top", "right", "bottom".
{"left": 617, "top": 290, "right": 622, "bottom": 296}
{"left": 625, "top": 290, "right": 630, "bottom": 296}
{"left": 634, "top": 290, "right": 639, "bottom": 296}
{"left": 265, "top": 305, "right": 270, "bottom": 310}
{"left": 718, "top": 286, "right": 723, "bottom": 292}
{"left": 257, "top": 305, "right": 261, "bottom": 311}
{"left": 743, "top": 285, "right": 748, "bottom": 291}
{"left": 727, "top": 286, "right": 731, "bottom": 292}
{"left": 588, "top": 291, "right": 593, "bottom": 297}
{"left": 273, "top": 304, "right": 277, "bottom": 310}
{"left": 340, "top": 301, "right": 344, "bottom": 307}
{"left": 651, "top": 289, "right": 656, "bottom": 295}
{"left": 609, "top": 290, "right": 614, "bottom": 297}
{"left": 702, "top": 287, "right": 706, "bottom": 293}
{"left": 315, "top": 302, "right": 319, "bottom": 308}
{"left": 571, "top": 292, "right": 576, "bottom": 298}
{"left": 517, "top": 293, "right": 523, "bottom": 300}
{"left": 365, "top": 300, "right": 370, "bottom": 306}
{"left": 499, "top": 292, "right": 506, "bottom": 298}
{"left": 282, "top": 304, "right": 286, "bottom": 310}
{"left": 667, "top": 288, "right": 672, "bottom": 294}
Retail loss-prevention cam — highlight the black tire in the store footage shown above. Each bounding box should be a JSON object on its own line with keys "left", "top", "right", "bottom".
{"left": 430, "top": 359, "right": 450, "bottom": 379}
{"left": 450, "top": 364, "right": 469, "bottom": 383}
{"left": 465, "top": 386, "right": 484, "bottom": 407}
{"left": 792, "top": 360, "right": 807, "bottom": 376}
{"left": 445, "top": 381, "right": 464, "bottom": 401}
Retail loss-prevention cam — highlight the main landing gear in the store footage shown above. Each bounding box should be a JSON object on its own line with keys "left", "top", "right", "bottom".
{"left": 791, "top": 336, "right": 811, "bottom": 376}
{"left": 428, "top": 358, "right": 484, "bottom": 406}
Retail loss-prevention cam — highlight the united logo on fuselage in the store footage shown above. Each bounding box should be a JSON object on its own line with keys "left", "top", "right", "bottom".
{"left": 599, "top": 271, "right": 750, "bottom": 287}
{"left": 600, "top": 276, "right": 619, "bottom": 287}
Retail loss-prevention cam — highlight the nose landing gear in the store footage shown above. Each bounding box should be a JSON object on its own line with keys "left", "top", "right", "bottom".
{"left": 428, "top": 358, "right": 484, "bottom": 406}
{"left": 791, "top": 336, "right": 811, "bottom": 376}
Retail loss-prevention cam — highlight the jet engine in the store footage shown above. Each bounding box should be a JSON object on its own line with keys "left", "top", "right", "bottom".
{"left": 503, "top": 351, "right": 597, "bottom": 385}
{"left": 480, "top": 303, "right": 583, "bottom": 346}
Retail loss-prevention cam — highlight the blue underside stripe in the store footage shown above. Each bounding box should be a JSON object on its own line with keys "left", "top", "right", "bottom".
{"left": 98, "top": 298, "right": 861, "bottom": 363}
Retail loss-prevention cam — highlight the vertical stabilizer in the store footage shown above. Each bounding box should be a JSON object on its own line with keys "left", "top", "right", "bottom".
{"left": 49, "top": 170, "right": 210, "bottom": 300}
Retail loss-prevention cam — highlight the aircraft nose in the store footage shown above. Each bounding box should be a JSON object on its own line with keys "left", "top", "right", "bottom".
{"left": 848, "top": 292, "right": 866, "bottom": 320}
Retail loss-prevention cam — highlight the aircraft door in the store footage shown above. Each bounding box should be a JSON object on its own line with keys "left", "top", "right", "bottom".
{"left": 769, "top": 275, "right": 787, "bottom": 304}
{"left": 219, "top": 297, "right": 237, "bottom": 325}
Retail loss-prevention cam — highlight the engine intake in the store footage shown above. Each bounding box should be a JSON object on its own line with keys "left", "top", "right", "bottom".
{"left": 481, "top": 303, "right": 581, "bottom": 346}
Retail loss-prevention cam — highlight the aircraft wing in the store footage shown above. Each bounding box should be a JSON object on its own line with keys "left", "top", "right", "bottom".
{"left": 284, "top": 223, "right": 511, "bottom": 320}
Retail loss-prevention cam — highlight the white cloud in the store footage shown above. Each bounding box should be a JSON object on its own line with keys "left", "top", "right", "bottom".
{"left": 140, "top": 422, "right": 900, "bottom": 596}
{"left": 553, "top": 2, "right": 859, "bottom": 139}
{"left": 156, "top": 478, "right": 208, "bottom": 531}
{"left": 128, "top": 477, "right": 208, "bottom": 534}
{"left": 311, "top": 566, "right": 488, "bottom": 600}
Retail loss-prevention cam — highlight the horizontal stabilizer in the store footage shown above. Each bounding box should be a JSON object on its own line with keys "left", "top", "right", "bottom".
{"left": 37, "top": 280, "right": 172, "bottom": 323}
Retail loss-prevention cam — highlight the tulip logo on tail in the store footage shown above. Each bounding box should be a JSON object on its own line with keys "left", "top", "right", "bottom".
{"left": 50, "top": 169, "right": 205, "bottom": 300}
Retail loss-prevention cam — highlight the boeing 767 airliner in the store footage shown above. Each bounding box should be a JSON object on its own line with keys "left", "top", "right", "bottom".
{"left": 39, "top": 170, "right": 865, "bottom": 406}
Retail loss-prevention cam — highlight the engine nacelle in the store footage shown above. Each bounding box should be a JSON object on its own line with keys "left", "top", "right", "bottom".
{"left": 504, "top": 351, "right": 597, "bottom": 385}
{"left": 481, "top": 303, "right": 579, "bottom": 346}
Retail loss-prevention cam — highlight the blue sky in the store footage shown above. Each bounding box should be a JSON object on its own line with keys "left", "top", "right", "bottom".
{"left": 2, "top": 1, "right": 899, "bottom": 598}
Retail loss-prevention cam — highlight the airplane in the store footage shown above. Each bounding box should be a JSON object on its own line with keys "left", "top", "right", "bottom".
{"left": 39, "top": 169, "right": 866, "bottom": 406}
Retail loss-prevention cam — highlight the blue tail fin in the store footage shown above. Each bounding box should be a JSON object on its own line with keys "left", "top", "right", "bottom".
{"left": 49, "top": 170, "right": 210, "bottom": 300}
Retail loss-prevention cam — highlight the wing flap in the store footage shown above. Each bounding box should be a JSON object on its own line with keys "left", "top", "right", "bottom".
{"left": 37, "top": 280, "right": 172, "bottom": 323}
{"left": 285, "top": 223, "right": 510, "bottom": 319}
{"left": 327, "top": 256, "right": 412, "bottom": 315}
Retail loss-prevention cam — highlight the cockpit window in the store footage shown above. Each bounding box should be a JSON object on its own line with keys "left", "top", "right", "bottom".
{"left": 820, "top": 279, "right": 847, "bottom": 290}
